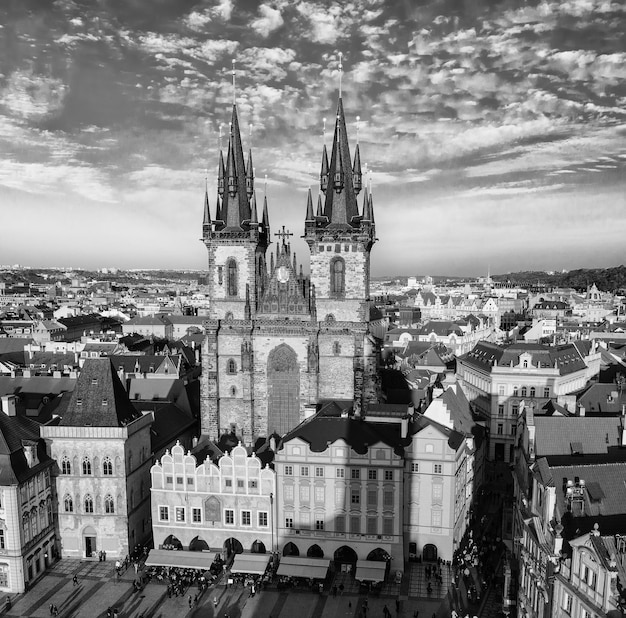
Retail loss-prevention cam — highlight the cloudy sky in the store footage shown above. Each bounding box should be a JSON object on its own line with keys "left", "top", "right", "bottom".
{"left": 1, "top": 0, "right": 625, "bottom": 277}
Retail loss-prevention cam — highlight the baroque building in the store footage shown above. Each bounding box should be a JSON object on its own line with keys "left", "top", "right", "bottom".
{"left": 200, "top": 97, "right": 380, "bottom": 441}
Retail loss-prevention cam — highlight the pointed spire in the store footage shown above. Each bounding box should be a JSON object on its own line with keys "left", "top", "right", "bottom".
{"left": 316, "top": 194, "right": 323, "bottom": 217}
{"left": 245, "top": 149, "right": 254, "bottom": 198}
{"left": 202, "top": 185, "right": 211, "bottom": 227}
{"left": 368, "top": 190, "right": 375, "bottom": 225}
{"left": 226, "top": 134, "right": 237, "bottom": 197}
{"left": 217, "top": 151, "right": 226, "bottom": 197}
{"left": 305, "top": 187, "right": 315, "bottom": 221}
{"left": 320, "top": 145, "right": 329, "bottom": 193}
{"left": 332, "top": 128, "right": 344, "bottom": 192}
{"left": 262, "top": 194, "right": 270, "bottom": 229}
{"left": 352, "top": 143, "right": 362, "bottom": 194}
{"left": 215, "top": 192, "right": 222, "bottom": 222}
{"left": 361, "top": 186, "right": 370, "bottom": 221}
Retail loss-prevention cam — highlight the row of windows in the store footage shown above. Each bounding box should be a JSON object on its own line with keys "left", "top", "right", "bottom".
{"left": 284, "top": 514, "right": 395, "bottom": 535}
{"left": 22, "top": 502, "right": 53, "bottom": 543}
{"left": 158, "top": 506, "right": 268, "bottom": 527}
{"left": 63, "top": 494, "right": 115, "bottom": 514}
{"left": 162, "top": 476, "right": 260, "bottom": 491}
{"left": 284, "top": 466, "right": 394, "bottom": 480}
{"left": 496, "top": 423, "right": 517, "bottom": 436}
{"left": 61, "top": 456, "right": 115, "bottom": 476}
{"left": 498, "top": 385, "right": 550, "bottom": 398}
{"left": 19, "top": 471, "right": 50, "bottom": 505}
{"left": 410, "top": 463, "right": 443, "bottom": 474}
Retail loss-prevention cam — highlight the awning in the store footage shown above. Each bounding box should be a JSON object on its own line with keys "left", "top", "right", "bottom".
{"left": 276, "top": 556, "right": 330, "bottom": 580}
{"left": 230, "top": 553, "right": 270, "bottom": 575}
{"left": 355, "top": 560, "right": 387, "bottom": 583}
{"left": 145, "top": 549, "right": 216, "bottom": 570}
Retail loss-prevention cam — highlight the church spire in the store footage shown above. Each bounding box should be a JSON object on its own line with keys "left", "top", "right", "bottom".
{"left": 316, "top": 193, "right": 323, "bottom": 217}
{"left": 246, "top": 149, "right": 254, "bottom": 198}
{"left": 320, "top": 145, "right": 329, "bottom": 193}
{"left": 202, "top": 184, "right": 211, "bottom": 230}
{"left": 305, "top": 187, "right": 315, "bottom": 222}
{"left": 250, "top": 191, "right": 258, "bottom": 224}
{"left": 352, "top": 143, "right": 362, "bottom": 195}
{"left": 217, "top": 151, "right": 225, "bottom": 197}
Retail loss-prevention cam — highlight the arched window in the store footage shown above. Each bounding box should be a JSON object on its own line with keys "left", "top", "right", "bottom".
{"left": 61, "top": 457, "right": 71, "bottom": 475}
{"left": 82, "top": 457, "right": 92, "bottom": 476}
{"left": 529, "top": 387, "right": 536, "bottom": 398}
{"left": 227, "top": 359, "right": 237, "bottom": 374}
{"left": 230, "top": 386, "right": 237, "bottom": 397}
{"left": 513, "top": 386, "right": 519, "bottom": 397}
{"left": 333, "top": 341, "right": 341, "bottom": 355}
{"left": 64, "top": 494, "right": 73, "bottom": 513}
{"left": 227, "top": 259, "right": 238, "bottom": 297}
{"left": 102, "top": 457, "right": 113, "bottom": 476}
{"left": 104, "top": 495, "right": 115, "bottom": 514}
{"left": 330, "top": 257, "right": 345, "bottom": 296}
{"left": 84, "top": 494, "right": 94, "bottom": 513}
{"left": 521, "top": 386, "right": 527, "bottom": 398}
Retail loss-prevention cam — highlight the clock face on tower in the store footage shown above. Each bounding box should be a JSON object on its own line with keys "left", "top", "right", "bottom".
{"left": 277, "top": 266, "right": 289, "bottom": 283}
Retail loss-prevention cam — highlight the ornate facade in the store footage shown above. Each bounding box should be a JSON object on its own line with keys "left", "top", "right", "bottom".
{"left": 200, "top": 97, "right": 380, "bottom": 441}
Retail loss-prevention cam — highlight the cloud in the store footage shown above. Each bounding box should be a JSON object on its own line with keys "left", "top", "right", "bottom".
{"left": 251, "top": 5, "right": 284, "bottom": 38}
{"left": 1, "top": 70, "right": 68, "bottom": 120}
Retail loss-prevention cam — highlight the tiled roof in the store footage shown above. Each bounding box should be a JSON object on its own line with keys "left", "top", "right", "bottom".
{"left": 0, "top": 375, "right": 76, "bottom": 397}
{"left": 417, "top": 321, "right": 463, "bottom": 337}
{"left": 461, "top": 341, "right": 588, "bottom": 375}
{"left": 438, "top": 386, "right": 475, "bottom": 435}
{"left": 108, "top": 354, "right": 181, "bottom": 375}
{"left": 534, "top": 417, "right": 624, "bottom": 457}
{"left": 59, "top": 358, "right": 142, "bottom": 427}
{"left": 124, "top": 315, "right": 169, "bottom": 326}
{"left": 132, "top": 401, "right": 195, "bottom": 453}
{"left": 578, "top": 383, "right": 626, "bottom": 415}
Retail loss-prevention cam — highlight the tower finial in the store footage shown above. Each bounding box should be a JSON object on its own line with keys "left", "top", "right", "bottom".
{"left": 249, "top": 123, "right": 253, "bottom": 148}
{"left": 264, "top": 173, "right": 268, "bottom": 197}
{"left": 231, "top": 58, "right": 236, "bottom": 105}
{"left": 338, "top": 52, "right": 343, "bottom": 98}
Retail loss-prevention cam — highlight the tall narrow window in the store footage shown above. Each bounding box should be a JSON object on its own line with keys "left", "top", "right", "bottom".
{"left": 227, "top": 359, "right": 237, "bottom": 374}
{"left": 102, "top": 457, "right": 113, "bottom": 476}
{"left": 330, "top": 257, "right": 345, "bottom": 296}
{"left": 64, "top": 494, "right": 73, "bottom": 513}
{"left": 84, "top": 494, "right": 94, "bottom": 513}
{"left": 227, "top": 259, "right": 238, "bottom": 297}
{"left": 82, "top": 457, "right": 92, "bottom": 476}
{"left": 104, "top": 495, "right": 115, "bottom": 514}
{"left": 61, "top": 457, "right": 71, "bottom": 475}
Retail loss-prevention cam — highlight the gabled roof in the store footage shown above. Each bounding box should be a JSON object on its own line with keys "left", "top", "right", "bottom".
{"left": 417, "top": 321, "right": 463, "bottom": 337}
{"left": 577, "top": 383, "right": 626, "bottom": 415}
{"left": 59, "top": 358, "right": 142, "bottom": 427}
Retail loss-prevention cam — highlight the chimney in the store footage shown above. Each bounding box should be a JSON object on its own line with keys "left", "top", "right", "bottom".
{"left": 578, "top": 403, "right": 585, "bottom": 417}
{"left": 1, "top": 395, "right": 17, "bottom": 417}
{"left": 192, "top": 436, "right": 199, "bottom": 448}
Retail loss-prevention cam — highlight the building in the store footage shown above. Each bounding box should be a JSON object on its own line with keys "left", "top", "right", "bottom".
{"left": 457, "top": 341, "right": 601, "bottom": 462}
{"left": 41, "top": 359, "right": 153, "bottom": 559}
{"left": 150, "top": 441, "right": 275, "bottom": 559}
{"left": 200, "top": 96, "right": 379, "bottom": 442}
{"left": 0, "top": 394, "right": 56, "bottom": 593}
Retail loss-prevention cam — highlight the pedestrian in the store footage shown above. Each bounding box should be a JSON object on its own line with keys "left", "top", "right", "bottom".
{"left": 50, "top": 602, "right": 54, "bottom": 615}
{"left": 348, "top": 601, "right": 352, "bottom": 610}
{"left": 188, "top": 595, "right": 193, "bottom": 608}
{"left": 53, "top": 605, "right": 58, "bottom": 617}
{"left": 214, "top": 596, "right": 218, "bottom": 608}
{"left": 414, "top": 610, "right": 419, "bottom": 618}
{"left": 73, "top": 574, "right": 78, "bottom": 586}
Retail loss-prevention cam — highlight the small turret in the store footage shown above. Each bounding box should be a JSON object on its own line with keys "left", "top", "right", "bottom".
{"left": 215, "top": 193, "right": 222, "bottom": 223}
{"left": 250, "top": 191, "right": 258, "bottom": 224}
{"left": 226, "top": 138, "right": 237, "bottom": 197}
{"left": 316, "top": 194, "right": 323, "bottom": 217}
{"left": 262, "top": 195, "right": 270, "bottom": 234}
{"left": 217, "top": 151, "right": 226, "bottom": 197}
{"left": 305, "top": 188, "right": 315, "bottom": 222}
{"left": 320, "top": 145, "right": 329, "bottom": 193}
{"left": 245, "top": 149, "right": 254, "bottom": 198}
{"left": 361, "top": 187, "right": 370, "bottom": 221}
{"left": 202, "top": 187, "right": 211, "bottom": 230}
{"left": 352, "top": 143, "right": 362, "bottom": 194}
{"left": 332, "top": 135, "right": 344, "bottom": 193}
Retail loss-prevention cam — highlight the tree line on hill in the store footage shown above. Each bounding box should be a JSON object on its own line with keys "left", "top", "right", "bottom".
{"left": 493, "top": 266, "right": 626, "bottom": 293}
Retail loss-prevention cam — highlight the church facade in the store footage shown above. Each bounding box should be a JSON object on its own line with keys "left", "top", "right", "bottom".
{"left": 200, "top": 98, "right": 380, "bottom": 441}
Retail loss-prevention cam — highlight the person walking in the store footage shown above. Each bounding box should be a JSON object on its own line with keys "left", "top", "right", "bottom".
{"left": 72, "top": 574, "right": 78, "bottom": 586}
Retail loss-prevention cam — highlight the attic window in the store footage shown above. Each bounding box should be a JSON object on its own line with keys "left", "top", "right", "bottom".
{"left": 91, "top": 378, "right": 98, "bottom": 385}
{"left": 76, "top": 398, "right": 82, "bottom": 406}
{"left": 102, "top": 398, "right": 108, "bottom": 406}
{"left": 570, "top": 441, "right": 583, "bottom": 455}
{"left": 586, "top": 482, "right": 604, "bottom": 503}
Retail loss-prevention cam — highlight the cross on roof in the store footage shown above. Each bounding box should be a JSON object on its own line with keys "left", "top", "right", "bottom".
{"left": 275, "top": 226, "right": 293, "bottom": 243}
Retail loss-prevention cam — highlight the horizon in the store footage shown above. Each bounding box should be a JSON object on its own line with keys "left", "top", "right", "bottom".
{"left": 1, "top": 0, "right": 625, "bottom": 276}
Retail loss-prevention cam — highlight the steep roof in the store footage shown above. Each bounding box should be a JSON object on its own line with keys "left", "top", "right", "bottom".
{"left": 59, "top": 358, "right": 142, "bottom": 427}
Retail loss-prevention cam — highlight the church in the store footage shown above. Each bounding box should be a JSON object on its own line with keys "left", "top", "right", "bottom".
{"left": 199, "top": 96, "right": 381, "bottom": 441}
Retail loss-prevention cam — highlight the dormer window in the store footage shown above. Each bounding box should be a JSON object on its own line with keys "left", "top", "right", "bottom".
{"left": 91, "top": 378, "right": 98, "bottom": 385}
{"left": 102, "top": 398, "right": 108, "bottom": 406}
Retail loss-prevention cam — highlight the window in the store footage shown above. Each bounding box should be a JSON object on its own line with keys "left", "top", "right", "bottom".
{"left": 82, "top": 457, "right": 92, "bottom": 476}
{"left": 498, "top": 385, "right": 505, "bottom": 395}
{"left": 336, "top": 468, "right": 345, "bottom": 478}
{"left": 227, "top": 258, "right": 238, "bottom": 297}
{"left": 335, "top": 486, "right": 345, "bottom": 508}
{"left": 300, "top": 512, "right": 310, "bottom": 529}
{"left": 315, "top": 486, "right": 325, "bottom": 503}
{"left": 432, "top": 483, "right": 443, "bottom": 504}
{"left": 84, "top": 494, "right": 94, "bottom": 514}
{"left": 258, "top": 512, "right": 268, "bottom": 527}
{"left": 300, "top": 466, "right": 309, "bottom": 477}
{"left": 315, "top": 467, "right": 324, "bottom": 477}
{"left": 511, "top": 425, "right": 517, "bottom": 436}
{"left": 285, "top": 466, "right": 293, "bottom": 476}
{"left": 368, "top": 469, "right": 378, "bottom": 480}
{"left": 230, "top": 386, "right": 237, "bottom": 397}
{"left": 336, "top": 515, "right": 345, "bottom": 532}
{"left": 284, "top": 485, "right": 294, "bottom": 501}
{"left": 300, "top": 486, "right": 310, "bottom": 502}
{"left": 367, "top": 489, "right": 377, "bottom": 507}
{"left": 237, "top": 479, "right": 244, "bottom": 489}
{"left": 330, "top": 257, "right": 345, "bottom": 296}
{"left": 498, "top": 405, "right": 504, "bottom": 416}
{"left": 227, "top": 359, "right": 237, "bottom": 374}
{"left": 64, "top": 494, "right": 73, "bottom": 513}
{"left": 383, "top": 517, "right": 393, "bottom": 535}
{"left": 315, "top": 519, "right": 324, "bottom": 530}
{"left": 351, "top": 490, "right": 360, "bottom": 504}
{"left": 431, "top": 510, "right": 442, "bottom": 527}
{"left": 333, "top": 341, "right": 341, "bottom": 355}
{"left": 285, "top": 517, "right": 293, "bottom": 528}
{"left": 411, "top": 463, "right": 419, "bottom": 473}
{"left": 544, "top": 387, "right": 550, "bottom": 398}
{"left": 350, "top": 515, "right": 360, "bottom": 533}
{"left": 61, "top": 457, "right": 71, "bottom": 475}
{"left": 497, "top": 423, "right": 503, "bottom": 435}
{"left": 434, "top": 464, "right": 442, "bottom": 474}
{"left": 104, "top": 495, "right": 115, "bottom": 514}
{"left": 513, "top": 386, "right": 519, "bottom": 397}
{"left": 225, "top": 509, "right": 234, "bottom": 524}
{"left": 166, "top": 476, "right": 173, "bottom": 485}
{"left": 385, "top": 470, "right": 393, "bottom": 481}
{"left": 192, "top": 508, "right": 202, "bottom": 523}
{"left": 175, "top": 507, "right": 185, "bottom": 522}
{"left": 0, "top": 529, "right": 4, "bottom": 550}
{"left": 512, "top": 404, "right": 519, "bottom": 417}
{"left": 351, "top": 469, "right": 360, "bottom": 480}
{"left": 187, "top": 478, "right": 194, "bottom": 486}
{"left": 530, "top": 387, "right": 536, "bottom": 398}
{"left": 102, "top": 457, "right": 113, "bottom": 476}
{"left": 225, "top": 479, "right": 232, "bottom": 487}
{"left": 248, "top": 479, "right": 257, "bottom": 489}
{"left": 521, "top": 386, "right": 527, "bottom": 397}
{"left": 241, "top": 511, "right": 251, "bottom": 526}
{"left": 383, "top": 489, "right": 393, "bottom": 507}
{"left": 159, "top": 506, "right": 169, "bottom": 521}
{"left": 177, "top": 477, "right": 184, "bottom": 486}
{"left": 367, "top": 516, "right": 377, "bottom": 535}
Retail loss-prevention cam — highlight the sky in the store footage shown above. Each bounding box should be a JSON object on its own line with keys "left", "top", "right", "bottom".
{"left": 0, "top": 0, "right": 625, "bottom": 277}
